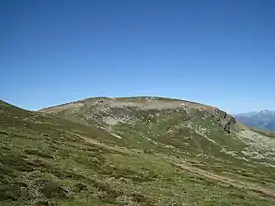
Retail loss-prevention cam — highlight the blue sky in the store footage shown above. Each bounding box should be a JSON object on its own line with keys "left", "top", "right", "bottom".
{"left": 1, "top": 0, "right": 275, "bottom": 113}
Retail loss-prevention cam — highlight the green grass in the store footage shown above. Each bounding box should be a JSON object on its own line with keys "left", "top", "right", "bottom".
{"left": 1, "top": 99, "right": 275, "bottom": 205}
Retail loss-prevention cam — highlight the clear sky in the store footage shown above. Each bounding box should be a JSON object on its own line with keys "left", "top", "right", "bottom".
{"left": 1, "top": 0, "right": 275, "bottom": 114}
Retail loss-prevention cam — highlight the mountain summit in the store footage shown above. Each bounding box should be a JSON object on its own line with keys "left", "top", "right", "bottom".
{"left": 235, "top": 110, "right": 275, "bottom": 131}
{"left": 1, "top": 97, "right": 275, "bottom": 205}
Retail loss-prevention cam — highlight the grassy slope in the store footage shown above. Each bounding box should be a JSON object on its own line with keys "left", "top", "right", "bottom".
{"left": 1, "top": 100, "right": 275, "bottom": 205}
{"left": 250, "top": 127, "right": 275, "bottom": 138}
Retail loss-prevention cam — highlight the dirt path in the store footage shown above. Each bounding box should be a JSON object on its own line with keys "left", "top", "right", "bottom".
{"left": 174, "top": 163, "right": 275, "bottom": 198}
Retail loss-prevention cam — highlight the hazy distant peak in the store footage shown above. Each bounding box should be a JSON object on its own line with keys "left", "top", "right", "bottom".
{"left": 235, "top": 110, "right": 275, "bottom": 131}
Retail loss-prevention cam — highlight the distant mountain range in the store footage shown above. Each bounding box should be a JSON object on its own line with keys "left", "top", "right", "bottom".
{"left": 235, "top": 110, "right": 275, "bottom": 131}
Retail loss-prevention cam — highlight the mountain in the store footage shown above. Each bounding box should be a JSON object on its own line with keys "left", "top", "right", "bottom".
{"left": 235, "top": 110, "right": 275, "bottom": 131}
{"left": 1, "top": 97, "right": 275, "bottom": 206}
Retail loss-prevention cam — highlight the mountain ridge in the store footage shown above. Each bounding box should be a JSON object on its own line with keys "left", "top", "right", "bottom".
{"left": 235, "top": 110, "right": 275, "bottom": 131}
{"left": 39, "top": 96, "right": 214, "bottom": 112}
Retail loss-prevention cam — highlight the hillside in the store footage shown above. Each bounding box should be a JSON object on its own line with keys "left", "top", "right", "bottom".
{"left": 235, "top": 110, "right": 275, "bottom": 131}
{"left": 1, "top": 97, "right": 275, "bottom": 206}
